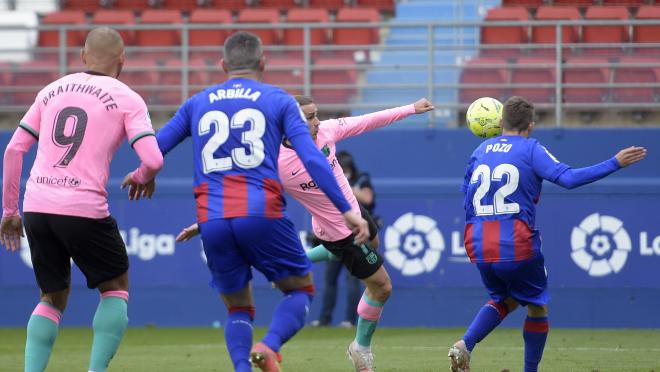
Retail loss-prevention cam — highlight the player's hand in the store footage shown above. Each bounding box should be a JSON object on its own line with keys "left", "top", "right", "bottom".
{"left": 121, "top": 172, "right": 153, "bottom": 201}
{"left": 342, "top": 211, "right": 369, "bottom": 245}
{"left": 0, "top": 215, "right": 24, "bottom": 252}
{"left": 413, "top": 98, "right": 435, "bottom": 114}
{"left": 615, "top": 146, "right": 647, "bottom": 168}
{"left": 176, "top": 223, "right": 200, "bottom": 242}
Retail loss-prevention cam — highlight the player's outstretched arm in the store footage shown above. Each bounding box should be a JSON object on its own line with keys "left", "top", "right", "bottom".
{"left": 548, "top": 146, "right": 646, "bottom": 190}
{"left": 332, "top": 98, "right": 435, "bottom": 141}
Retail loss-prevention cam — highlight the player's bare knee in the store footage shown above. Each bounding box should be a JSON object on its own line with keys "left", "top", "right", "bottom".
{"left": 40, "top": 288, "right": 70, "bottom": 313}
{"left": 504, "top": 297, "right": 520, "bottom": 312}
{"left": 275, "top": 272, "right": 313, "bottom": 293}
{"left": 527, "top": 304, "right": 548, "bottom": 317}
{"left": 98, "top": 271, "right": 129, "bottom": 293}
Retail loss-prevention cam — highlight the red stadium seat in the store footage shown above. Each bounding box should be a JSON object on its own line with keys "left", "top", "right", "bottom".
{"left": 62, "top": 0, "right": 103, "bottom": 10}
{"left": 263, "top": 57, "right": 304, "bottom": 95}
{"left": 357, "top": 0, "right": 395, "bottom": 13}
{"left": 92, "top": 10, "right": 136, "bottom": 46}
{"left": 633, "top": 6, "right": 660, "bottom": 56}
{"left": 208, "top": 0, "right": 251, "bottom": 11}
{"left": 334, "top": 8, "right": 380, "bottom": 45}
{"left": 311, "top": 57, "right": 356, "bottom": 104}
{"left": 501, "top": 0, "right": 543, "bottom": 7}
{"left": 158, "top": 58, "right": 208, "bottom": 104}
{"left": 136, "top": 10, "right": 182, "bottom": 47}
{"left": 612, "top": 56, "right": 658, "bottom": 103}
{"left": 511, "top": 57, "right": 556, "bottom": 104}
{"left": 39, "top": 11, "right": 87, "bottom": 48}
{"left": 481, "top": 7, "right": 528, "bottom": 57}
{"left": 532, "top": 6, "right": 580, "bottom": 56}
{"left": 161, "top": 0, "right": 203, "bottom": 11}
{"left": 0, "top": 62, "right": 12, "bottom": 105}
{"left": 308, "top": 0, "right": 346, "bottom": 11}
{"left": 284, "top": 9, "right": 329, "bottom": 46}
{"left": 553, "top": 0, "right": 593, "bottom": 6}
{"left": 189, "top": 9, "right": 231, "bottom": 59}
{"left": 119, "top": 58, "right": 160, "bottom": 103}
{"left": 113, "top": 0, "right": 151, "bottom": 11}
{"left": 11, "top": 61, "right": 59, "bottom": 105}
{"left": 259, "top": 0, "right": 300, "bottom": 9}
{"left": 563, "top": 57, "right": 610, "bottom": 104}
{"left": 582, "top": 6, "right": 629, "bottom": 56}
{"left": 459, "top": 57, "right": 509, "bottom": 104}
{"left": 237, "top": 9, "right": 281, "bottom": 45}
{"left": 602, "top": 0, "right": 645, "bottom": 4}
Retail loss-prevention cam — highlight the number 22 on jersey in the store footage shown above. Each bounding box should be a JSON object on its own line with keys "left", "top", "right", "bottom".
{"left": 471, "top": 163, "right": 520, "bottom": 216}
{"left": 199, "top": 108, "right": 266, "bottom": 174}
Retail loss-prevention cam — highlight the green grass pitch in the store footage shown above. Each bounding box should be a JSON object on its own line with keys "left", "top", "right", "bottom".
{"left": 1, "top": 327, "right": 659, "bottom": 371}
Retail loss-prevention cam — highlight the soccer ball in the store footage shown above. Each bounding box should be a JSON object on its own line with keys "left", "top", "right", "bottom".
{"left": 466, "top": 97, "right": 503, "bottom": 138}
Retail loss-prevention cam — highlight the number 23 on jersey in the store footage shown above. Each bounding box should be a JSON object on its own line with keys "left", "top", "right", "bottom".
{"left": 199, "top": 108, "right": 266, "bottom": 174}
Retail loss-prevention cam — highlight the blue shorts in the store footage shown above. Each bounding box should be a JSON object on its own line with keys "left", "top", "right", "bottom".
{"left": 199, "top": 216, "right": 312, "bottom": 294}
{"left": 476, "top": 253, "right": 549, "bottom": 307}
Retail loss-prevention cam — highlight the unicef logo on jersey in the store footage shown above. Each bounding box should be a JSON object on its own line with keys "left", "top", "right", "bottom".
{"left": 571, "top": 213, "right": 632, "bottom": 277}
{"left": 384, "top": 213, "right": 444, "bottom": 276}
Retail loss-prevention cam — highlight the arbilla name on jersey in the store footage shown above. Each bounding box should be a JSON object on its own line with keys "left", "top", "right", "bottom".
{"left": 298, "top": 157, "right": 338, "bottom": 191}
{"left": 35, "top": 175, "right": 81, "bottom": 188}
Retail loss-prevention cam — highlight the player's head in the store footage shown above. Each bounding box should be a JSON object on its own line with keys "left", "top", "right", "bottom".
{"left": 81, "top": 27, "right": 125, "bottom": 79}
{"left": 502, "top": 96, "right": 535, "bottom": 136}
{"left": 295, "top": 95, "right": 320, "bottom": 140}
{"left": 337, "top": 150, "right": 357, "bottom": 180}
{"left": 222, "top": 31, "right": 265, "bottom": 77}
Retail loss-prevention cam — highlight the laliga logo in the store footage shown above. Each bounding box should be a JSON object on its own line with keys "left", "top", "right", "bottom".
{"left": 571, "top": 213, "right": 632, "bottom": 277}
{"left": 384, "top": 213, "right": 444, "bottom": 276}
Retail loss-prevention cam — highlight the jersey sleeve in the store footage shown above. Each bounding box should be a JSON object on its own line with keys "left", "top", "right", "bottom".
{"left": 326, "top": 104, "right": 416, "bottom": 143}
{"left": 531, "top": 141, "right": 570, "bottom": 182}
{"left": 156, "top": 99, "right": 192, "bottom": 155}
{"left": 124, "top": 93, "right": 155, "bottom": 147}
{"left": 460, "top": 156, "right": 476, "bottom": 194}
{"left": 18, "top": 99, "right": 42, "bottom": 139}
{"left": 3, "top": 128, "right": 37, "bottom": 217}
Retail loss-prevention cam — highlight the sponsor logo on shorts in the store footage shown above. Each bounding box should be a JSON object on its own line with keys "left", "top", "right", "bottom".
{"left": 383, "top": 213, "right": 445, "bottom": 276}
{"left": 571, "top": 213, "right": 631, "bottom": 277}
{"left": 35, "top": 175, "right": 81, "bottom": 188}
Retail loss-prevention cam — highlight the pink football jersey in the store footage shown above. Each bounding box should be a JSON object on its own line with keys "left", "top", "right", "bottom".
{"left": 17, "top": 72, "right": 155, "bottom": 218}
{"left": 278, "top": 104, "right": 415, "bottom": 242}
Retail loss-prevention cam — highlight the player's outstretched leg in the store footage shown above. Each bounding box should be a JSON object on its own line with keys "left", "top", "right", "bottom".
{"left": 449, "top": 298, "right": 518, "bottom": 372}
{"left": 89, "top": 273, "right": 130, "bottom": 372}
{"left": 253, "top": 275, "right": 314, "bottom": 372}
{"left": 347, "top": 266, "right": 392, "bottom": 372}
{"left": 523, "top": 305, "right": 549, "bottom": 372}
{"left": 25, "top": 290, "right": 67, "bottom": 372}
{"left": 306, "top": 244, "right": 338, "bottom": 263}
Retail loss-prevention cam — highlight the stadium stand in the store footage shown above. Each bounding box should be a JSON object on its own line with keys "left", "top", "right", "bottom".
{"left": 510, "top": 57, "right": 555, "bottom": 104}
{"left": 633, "top": 5, "right": 660, "bottom": 56}
{"left": 237, "top": 8, "right": 281, "bottom": 45}
{"left": 531, "top": 6, "right": 580, "bottom": 56}
{"left": 0, "top": 10, "right": 38, "bottom": 62}
{"left": 612, "top": 56, "right": 658, "bottom": 104}
{"left": 334, "top": 8, "right": 380, "bottom": 46}
{"left": 582, "top": 6, "right": 630, "bottom": 56}
{"left": 14, "top": 0, "right": 58, "bottom": 12}
{"left": 563, "top": 56, "right": 610, "bottom": 104}
{"left": 92, "top": 10, "right": 136, "bottom": 46}
{"left": 188, "top": 9, "right": 231, "bottom": 59}
{"left": 459, "top": 56, "right": 509, "bottom": 104}
{"left": 38, "top": 10, "right": 87, "bottom": 48}
{"left": 311, "top": 56, "right": 357, "bottom": 104}
{"left": 481, "top": 6, "right": 528, "bottom": 57}
{"left": 284, "top": 8, "right": 330, "bottom": 46}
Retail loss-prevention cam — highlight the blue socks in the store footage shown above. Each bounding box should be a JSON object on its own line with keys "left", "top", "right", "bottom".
{"left": 463, "top": 301, "right": 509, "bottom": 351}
{"left": 262, "top": 286, "right": 314, "bottom": 352}
{"left": 225, "top": 307, "right": 254, "bottom": 372}
{"left": 523, "top": 316, "right": 549, "bottom": 372}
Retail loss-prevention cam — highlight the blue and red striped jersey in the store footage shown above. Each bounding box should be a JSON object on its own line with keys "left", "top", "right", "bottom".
{"left": 156, "top": 77, "right": 351, "bottom": 223}
{"left": 461, "top": 135, "right": 569, "bottom": 263}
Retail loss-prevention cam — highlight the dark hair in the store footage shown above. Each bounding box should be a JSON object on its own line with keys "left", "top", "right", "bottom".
{"left": 223, "top": 31, "right": 263, "bottom": 72}
{"left": 337, "top": 150, "right": 357, "bottom": 182}
{"left": 502, "top": 96, "right": 534, "bottom": 132}
{"left": 294, "top": 95, "right": 315, "bottom": 106}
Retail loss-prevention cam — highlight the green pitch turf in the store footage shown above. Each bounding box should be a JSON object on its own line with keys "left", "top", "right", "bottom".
{"left": 0, "top": 327, "right": 658, "bottom": 371}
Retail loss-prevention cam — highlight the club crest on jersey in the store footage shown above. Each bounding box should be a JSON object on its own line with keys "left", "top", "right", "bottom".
{"left": 321, "top": 144, "right": 330, "bottom": 157}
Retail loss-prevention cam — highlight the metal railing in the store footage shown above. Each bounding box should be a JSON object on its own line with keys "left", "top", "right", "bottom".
{"left": 0, "top": 19, "right": 659, "bottom": 127}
